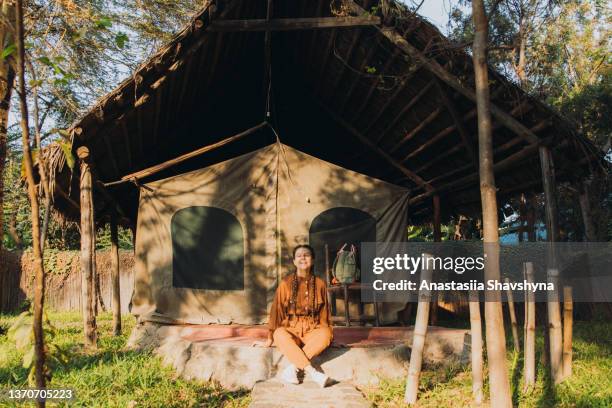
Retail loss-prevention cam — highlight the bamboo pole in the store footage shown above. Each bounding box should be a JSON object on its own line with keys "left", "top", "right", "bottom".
{"left": 523, "top": 262, "right": 536, "bottom": 388}
{"left": 563, "top": 286, "right": 573, "bottom": 379}
{"left": 111, "top": 212, "right": 122, "bottom": 336}
{"left": 404, "top": 255, "right": 433, "bottom": 404}
{"left": 78, "top": 146, "right": 97, "bottom": 348}
{"left": 505, "top": 278, "right": 520, "bottom": 352}
{"left": 540, "top": 145, "right": 563, "bottom": 383}
{"left": 469, "top": 291, "right": 484, "bottom": 404}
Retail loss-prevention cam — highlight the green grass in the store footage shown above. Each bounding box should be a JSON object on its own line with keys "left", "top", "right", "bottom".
{"left": 0, "top": 311, "right": 250, "bottom": 408}
{"left": 364, "top": 321, "right": 612, "bottom": 408}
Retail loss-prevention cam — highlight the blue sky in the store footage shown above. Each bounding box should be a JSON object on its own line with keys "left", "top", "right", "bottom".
{"left": 409, "top": 0, "right": 454, "bottom": 33}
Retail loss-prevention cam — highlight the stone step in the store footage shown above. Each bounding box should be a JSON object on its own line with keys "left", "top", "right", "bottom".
{"left": 249, "top": 380, "right": 370, "bottom": 408}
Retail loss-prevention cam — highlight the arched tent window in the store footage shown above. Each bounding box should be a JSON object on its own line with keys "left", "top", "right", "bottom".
{"left": 171, "top": 206, "right": 244, "bottom": 290}
{"left": 309, "top": 207, "right": 376, "bottom": 277}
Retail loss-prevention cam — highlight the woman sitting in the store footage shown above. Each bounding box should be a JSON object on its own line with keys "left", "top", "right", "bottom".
{"left": 262, "top": 244, "right": 333, "bottom": 387}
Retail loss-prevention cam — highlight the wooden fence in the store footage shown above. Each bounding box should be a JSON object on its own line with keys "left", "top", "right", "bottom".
{"left": 0, "top": 249, "right": 134, "bottom": 313}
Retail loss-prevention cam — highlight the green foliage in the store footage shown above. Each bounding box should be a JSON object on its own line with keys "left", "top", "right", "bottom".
{"left": 1, "top": 43, "right": 16, "bottom": 60}
{"left": 6, "top": 310, "right": 72, "bottom": 386}
{"left": 0, "top": 312, "right": 250, "bottom": 407}
{"left": 364, "top": 321, "right": 612, "bottom": 407}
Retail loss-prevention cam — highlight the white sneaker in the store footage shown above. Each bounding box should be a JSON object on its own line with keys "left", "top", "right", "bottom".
{"left": 279, "top": 364, "right": 300, "bottom": 385}
{"left": 305, "top": 366, "right": 329, "bottom": 388}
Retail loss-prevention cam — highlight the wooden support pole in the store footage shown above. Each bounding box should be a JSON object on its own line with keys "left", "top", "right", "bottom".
{"left": 105, "top": 122, "right": 267, "bottom": 186}
{"left": 78, "top": 146, "right": 97, "bottom": 348}
{"left": 430, "top": 195, "right": 441, "bottom": 325}
{"left": 208, "top": 16, "right": 380, "bottom": 32}
{"left": 539, "top": 145, "right": 563, "bottom": 383}
{"left": 505, "top": 277, "right": 520, "bottom": 352}
{"left": 404, "top": 254, "right": 433, "bottom": 404}
{"left": 110, "top": 211, "right": 122, "bottom": 336}
{"left": 523, "top": 262, "right": 536, "bottom": 388}
{"left": 563, "top": 286, "right": 573, "bottom": 379}
{"left": 469, "top": 291, "right": 484, "bottom": 404}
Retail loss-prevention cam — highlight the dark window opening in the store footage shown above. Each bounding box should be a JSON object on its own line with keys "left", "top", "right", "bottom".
{"left": 309, "top": 207, "right": 376, "bottom": 277}
{"left": 171, "top": 206, "right": 244, "bottom": 290}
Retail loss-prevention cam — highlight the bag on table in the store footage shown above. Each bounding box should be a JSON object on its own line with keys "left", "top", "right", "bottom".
{"left": 332, "top": 243, "right": 360, "bottom": 284}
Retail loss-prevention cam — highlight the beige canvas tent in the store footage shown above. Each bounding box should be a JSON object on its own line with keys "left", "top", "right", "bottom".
{"left": 131, "top": 142, "right": 410, "bottom": 324}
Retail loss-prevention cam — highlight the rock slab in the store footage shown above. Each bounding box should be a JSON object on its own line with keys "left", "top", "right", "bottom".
{"left": 249, "top": 380, "right": 370, "bottom": 408}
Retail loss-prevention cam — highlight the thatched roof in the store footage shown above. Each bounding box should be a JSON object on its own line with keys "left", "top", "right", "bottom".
{"left": 46, "top": 0, "right": 604, "bottom": 226}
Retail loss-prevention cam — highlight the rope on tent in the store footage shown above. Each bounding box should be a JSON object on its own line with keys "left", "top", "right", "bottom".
{"left": 103, "top": 121, "right": 268, "bottom": 187}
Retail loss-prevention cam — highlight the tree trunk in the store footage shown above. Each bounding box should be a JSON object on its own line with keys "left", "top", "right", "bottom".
{"left": 578, "top": 180, "right": 596, "bottom": 241}
{"left": 469, "top": 292, "right": 484, "bottom": 404}
{"left": 111, "top": 212, "right": 122, "bottom": 336}
{"left": 472, "top": 1, "right": 512, "bottom": 406}
{"left": 539, "top": 146, "right": 563, "bottom": 383}
{"left": 16, "top": 0, "right": 46, "bottom": 401}
{"left": 505, "top": 277, "right": 520, "bottom": 352}
{"left": 523, "top": 262, "right": 536, "bottom": 389}
{"left": 0, "top": 0, "right": 15, "bottom": 255}
{"left": 8, "top": 209, "right": 23, "bottom": 249}
{"left": 404, "top": 256, "right": 433, "bottom": 404}
{"left": 79, "top": 146, "right": 97, "bottom": 348}
{"left": 516, "top": 19, "right": 527, "bottom": 85}
{"left": 563, "top": 286, "right": 573, "bottom": 379}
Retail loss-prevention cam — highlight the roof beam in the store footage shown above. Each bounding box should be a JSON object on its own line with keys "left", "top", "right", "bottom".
{"left": 207, "top": 16, "right": 380, "bottom": 32}
{"left": 394, "top": 106, "right": 443, "bottom": 154}
{"left": 435, "top": 81, "right": 475, "bottom": 163}
{"left": 378, "top": 27, "right": 540, "bottom": 145}
{"left": 378, "top": 80, "right": 434, "bottom": 144}
{"left": 346, "top": 1, "right": 540, "bottom": 146}
{"left": 318, "top": 101, "right": 434, "bottom": 192}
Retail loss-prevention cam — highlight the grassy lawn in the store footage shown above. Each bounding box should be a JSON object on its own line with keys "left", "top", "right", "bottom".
{"left": 0, "top": 311, "right": 250, "bottom": 408}
{"left": 364, "top": 321, "right": 612, "bottom": 407}
{"left": 2, "top": 312, "right": 610, "bottom": 407}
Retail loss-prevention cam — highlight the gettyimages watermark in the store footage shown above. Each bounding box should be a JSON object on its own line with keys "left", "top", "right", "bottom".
{"left": 360, "top": 242, "right": 612, "bottom": 303}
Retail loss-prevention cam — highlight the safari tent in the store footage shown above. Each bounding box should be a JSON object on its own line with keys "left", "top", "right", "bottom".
{"left": 133, "top": 142, "right": 410, "bottom": 324}
{"left": 42, "top": 0, "right": 603, "bottom": 326}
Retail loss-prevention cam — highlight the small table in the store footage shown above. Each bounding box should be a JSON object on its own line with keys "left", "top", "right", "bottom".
{"left": 327, "top": 282, "right": 380, "bottom": 327}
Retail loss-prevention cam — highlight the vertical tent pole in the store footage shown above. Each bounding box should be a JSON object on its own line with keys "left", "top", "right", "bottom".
{"left": 404, "top": 254, "right": 433, "bottom": 404}
{"left": 78, "top": 146, "right": 97, "bottom": 348}
{"left": 430, "top": 195, "right": 441, "bottom": 325}
{"left": 523, "top": 262, "right": 536, "bottom": 388}
{"left": 539, "top": 145, "right": 563, "bottom": 383}
{"left": 505, "top": 277, "right": 520, "bottom": 352}
{"left": 110, "top": 210, "right": 122, "bottom": 336}
{"left": 563, "top": 286, "right": 573, "bottom": 379}
{"left": 469, "top": 291, "right": 484, "bottom": 404}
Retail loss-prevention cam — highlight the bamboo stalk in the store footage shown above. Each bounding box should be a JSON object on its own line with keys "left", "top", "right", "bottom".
{"left": 505, "top": 277, "right": 520, "bottom": 352}
{"left": 111, "top": 212, "right": 122, "bottom": 336}
{"left": 404, "top": 255, "right": 433, "bottom": 404}
{"left": 469, "top": 292, "right": 484, "bottom": 404}
{"left": 523, "top": 262, "right": 536, "bottom": 388}
{"left": 563, "top": 286, "right": 573, "bottom": 379}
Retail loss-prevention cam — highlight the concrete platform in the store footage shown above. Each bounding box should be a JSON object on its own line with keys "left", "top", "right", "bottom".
{"left": 249, "top": 380, "right": 370, "bottom": 408}
{"left": 127, "top": 322, "right": 470, "bottom": 390}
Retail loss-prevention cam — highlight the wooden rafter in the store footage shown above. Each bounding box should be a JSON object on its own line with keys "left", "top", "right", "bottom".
{"left": 207, "top": 16, "right": 380, "bottom": 32}
{"left": 394, "top": 106, "right": 443, "bottom": 155}
{"left": 378, "top": 80, "right": 434, "bottom": 144}
{"left": 436, "top": 81, "right": 475, "bottom": 163}
{"left": 349, "top": 47, "right": 401, "bottom": 121}
{"left": 337, "top": 34, "right": 382, "bottom": 113}
{"left": 102, "top": 133, "right": 120, "bottom": 178}
{"left": 329, "top": 29, "right": 362, "bottom": 97}
{"left": 314, "top": 29, "right": 338, "bottom": 95}
{"left": 106, "top": 122, "right": 267, "bottom": 186}
{"left": 318, "top": 100, "right": 433, "bottom": 192}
